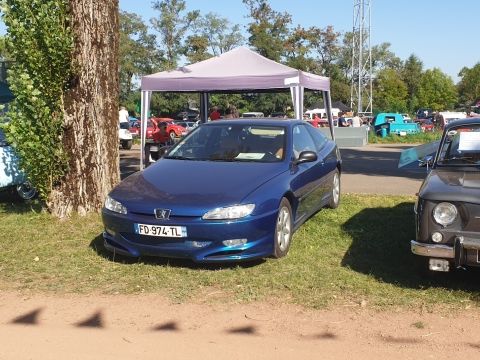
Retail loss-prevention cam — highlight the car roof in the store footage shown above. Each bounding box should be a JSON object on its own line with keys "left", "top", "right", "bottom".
{"left": 444, "top": 117, "right": 480, "bottom": 130}
{"left": 202, "top": 118, "right": 305, "bottom": 128}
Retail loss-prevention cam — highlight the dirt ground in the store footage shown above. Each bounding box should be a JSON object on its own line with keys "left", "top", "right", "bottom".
{"left": 1, "top": 144, "right": 474, "bottom": 359}
{"left": 1, "top": 292, "right": 479, "bottom": 360}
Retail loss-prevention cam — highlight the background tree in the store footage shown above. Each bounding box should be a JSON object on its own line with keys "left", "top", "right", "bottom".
{"left": 194, "top": 12, "right": 244, "bottom": 56}
{"left": 373, "top": 68, "right": 408, "bottom": 112}
{"left": 416, "top": 68, "right": 458, "bottom": 111}
{"left": 3, "top": 0, "right": 120, "bottom": 217}
{"left": 457, "top": 63, "right": 480, "bottom": 107}
{"left": 119, "top": 11, "right": 163, "bottom": 106}
{"left": 151, "top": 0, "right": 199, "bottom": 70}
{"left": 401, "top": 54, "right": 423, "bottom": 111}
{"left": 243, "top": 0, "right": 291, "bottom": 62}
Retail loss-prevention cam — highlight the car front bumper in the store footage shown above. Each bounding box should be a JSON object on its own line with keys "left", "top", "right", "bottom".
{"left": 411, "top": 236, "right": 480, "bottom": 268}
{"left": 102, "top": 208, "right": 278, "bottom": 263}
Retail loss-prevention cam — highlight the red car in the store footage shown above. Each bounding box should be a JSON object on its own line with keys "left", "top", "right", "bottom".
{"left": 131, "top": 118, "right": 188, "bottom": 144}
{"left": 151, "top": 117, "right": 188, "bottom": 142}
{"left": 415, "top": 118, "right": 435, "bottom": 132}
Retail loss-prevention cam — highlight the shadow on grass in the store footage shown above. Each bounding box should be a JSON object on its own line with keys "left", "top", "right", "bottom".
{"left": 89, "top": 234, "right": 265, "bottom": 271}
{"left": 0, "top": 189, "right": 43, "bottom": 214}
{"left": 341, "top": 202, "right": 480, "bottom": 297}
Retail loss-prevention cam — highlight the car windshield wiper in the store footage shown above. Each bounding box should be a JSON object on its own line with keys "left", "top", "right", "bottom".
{"left": 163, "top": 155, "right": 195, "bottom": 160}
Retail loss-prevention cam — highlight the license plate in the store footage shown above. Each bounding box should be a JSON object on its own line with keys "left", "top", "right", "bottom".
{"left": 134, "top": 223, "right": 187, "bottom": 238}
{"left": 399, "top": 131, "right": 407, "bottom": 136}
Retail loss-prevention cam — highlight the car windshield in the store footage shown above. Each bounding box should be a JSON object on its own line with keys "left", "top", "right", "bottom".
{"left": 437, "top": 124, "right": 480, "bottom": 166}
{"left": 165, "top": 123, "right": 286, "bottom": 162}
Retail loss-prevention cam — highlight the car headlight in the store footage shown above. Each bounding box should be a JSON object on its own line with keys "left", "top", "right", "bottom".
{"left": 433, "top": 202, "right": 457, "bottom": 226}
{"left": 104, "top": 195, "right": 127, "bottom": 214}
{"left": 203, "top": 204, "right": 255, "bottom": 220}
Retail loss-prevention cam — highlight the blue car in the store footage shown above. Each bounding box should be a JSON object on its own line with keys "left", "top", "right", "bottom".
{"left": 102, "top": 119, "right": 341, "bottom": 262}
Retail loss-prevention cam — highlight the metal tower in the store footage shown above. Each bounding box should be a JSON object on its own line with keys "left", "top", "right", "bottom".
{"left": 350, "top": 0, "right": 372, "bottom": 115}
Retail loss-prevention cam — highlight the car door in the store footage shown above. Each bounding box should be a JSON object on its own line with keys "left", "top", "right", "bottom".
{"left": 290, "top": 124, "right": 328, "bottom": 224}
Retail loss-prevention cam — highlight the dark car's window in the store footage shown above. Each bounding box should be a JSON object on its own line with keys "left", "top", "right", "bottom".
{"left": 437, "top": 124, "right": 480, "bottom": 166}
{"left": 306, "top": 125, "right": 328, "bottom": 151}
{"left": 292, "top": 124, "right": 316, "bottom": 158}
{"left": 166, "top": 124, "right": 286, "bottom": 162}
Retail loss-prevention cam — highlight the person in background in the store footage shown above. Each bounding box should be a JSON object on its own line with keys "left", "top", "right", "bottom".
{"left": 352, "top": 112, "right": 361, "bottom": 127}
{"left": 224, "top": 105, "right": 238, "bottom": 119}
{"left": 209, "top": 106, "right": 221, "bottom": 121}
{"left": 119, "top": 106, "right": 129, "bottom": 123}
{"left": 338, "top": 112, "right": 350, "bottom": 127}
{"left": 312, "top": 113, "right": 321, "bottom": 128}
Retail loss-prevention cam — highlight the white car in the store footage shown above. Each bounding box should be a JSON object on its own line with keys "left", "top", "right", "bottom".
{"left": 119, "top": 121, "right": 133, "bottom": 150}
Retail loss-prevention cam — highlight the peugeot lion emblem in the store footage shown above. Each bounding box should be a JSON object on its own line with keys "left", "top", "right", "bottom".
{"left": 154, "top": 209, "right": 171, "bottom": 220}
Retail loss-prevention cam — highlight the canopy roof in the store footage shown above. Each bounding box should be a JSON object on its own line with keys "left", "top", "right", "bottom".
{"left": 141, "top": 47, "right": 330, "bottom": 92}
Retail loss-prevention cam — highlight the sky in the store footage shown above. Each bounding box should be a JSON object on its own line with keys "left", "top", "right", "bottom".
{"left": 119, "top": 0, "right": 480, "bottom": 83}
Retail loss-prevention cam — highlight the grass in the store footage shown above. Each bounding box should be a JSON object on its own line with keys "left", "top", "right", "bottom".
{"left": 369, "top": 131, "right": 442, "bottom": 144}
{"left": 1, "top": 192, "right": 480, "bottom": 309}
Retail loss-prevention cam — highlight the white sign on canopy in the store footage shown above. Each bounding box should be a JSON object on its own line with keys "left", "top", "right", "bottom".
{"left": 140, "top": 47, "right": 334, "bottom": 168}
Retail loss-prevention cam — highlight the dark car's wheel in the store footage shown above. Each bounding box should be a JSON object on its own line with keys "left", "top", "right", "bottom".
{"left": 327, "top": 170, "right": 340, "bottom": 209}
{"left": 122, "top": 140, "right": 133, "bottom": 150}
{"left": 273, "top": 198, "right": 293, "bottom": 258}
{"left": 16, "top": 182, "right": 36, "bottom": 200}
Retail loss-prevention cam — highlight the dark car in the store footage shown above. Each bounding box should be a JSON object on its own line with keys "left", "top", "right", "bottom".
{"left": 411, "top": 118, "right": 480, "bottom": 272}
{"left": 102, "top": 119, "right": 341, "bottom": 263}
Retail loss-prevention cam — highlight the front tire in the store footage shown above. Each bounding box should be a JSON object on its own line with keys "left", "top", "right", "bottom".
{"left": 169, "top": 131, "right": 176, "bottom": 141}
{"left": 327, "top": 170, "right": 340, "bottom": 209}
{"left": 273, "top": 198, "right": 293, "bottom": 258}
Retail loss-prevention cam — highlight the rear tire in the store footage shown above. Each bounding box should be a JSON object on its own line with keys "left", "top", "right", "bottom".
{"left": 122, "top": 140, "right": 132, "bottom": 150}
{"left": 273, "top": 198, "right": 293, "bottom": 258}
{"left": 327, "top": 170, "right": 340, "bottom": 209}
{"left": 169, "top": 131, "right": 176, "bottom": 141}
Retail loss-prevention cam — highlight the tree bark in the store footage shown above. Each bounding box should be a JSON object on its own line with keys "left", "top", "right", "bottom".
{"left": 48, "top": 0, "right": 120, "bottom": 217}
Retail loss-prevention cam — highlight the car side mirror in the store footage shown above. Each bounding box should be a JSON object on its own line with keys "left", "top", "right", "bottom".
{"left": 294, "top": 151, "right": 318, "bottom": 165}
{"left": 418, "top": 155, "right": 433, "bottom": 169}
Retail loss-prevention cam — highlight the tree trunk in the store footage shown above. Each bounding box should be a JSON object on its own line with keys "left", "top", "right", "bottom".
{"left": 48, "top": 0, "right": 120, "bottom": 217}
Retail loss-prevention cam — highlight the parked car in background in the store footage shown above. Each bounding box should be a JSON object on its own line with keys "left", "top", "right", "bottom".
{"left": 435, "top": 111, "right": 467, "bottom": 129}
{"left": 269, "top": 112, "right": 286, "bottom": 118}
{"left": 128, "top": 117, "right": 140, "bottom": 138}
{"left": 416, "top": 119, "right": 435, "bottom": 132}
{"left": 119, "top": 120, "right": 133, "bottom": 150}
{"left": 173, "top": 120, "right": 197, "bottom": 133}
{"left": 0, "top": 129, "right": 36, "bottom": 200}
{"left": 176, "top": 109, "right": 199, "bottom": 121}
{"left": 151, "top": 117, "right": 188, "bottom": 141}
{"left": 372, "top": 113, "right": 420, "bottom": 136}
{"left": 241, "top": 112, "right": 264, "bottom": 118}
{"left": 412, "top": 118, "right": 480, "bottom": 272}
{"left": 102, "top": 119, "right": 341, "bottom": 263}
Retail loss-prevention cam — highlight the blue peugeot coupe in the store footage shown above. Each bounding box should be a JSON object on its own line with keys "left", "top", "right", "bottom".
{"left": 102, "top": 119, "right": 341, "bottom": 262}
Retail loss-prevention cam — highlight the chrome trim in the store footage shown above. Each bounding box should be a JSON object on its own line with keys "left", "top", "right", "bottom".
{"left": 411, "top": 240, "right": 454, "bottom": 259}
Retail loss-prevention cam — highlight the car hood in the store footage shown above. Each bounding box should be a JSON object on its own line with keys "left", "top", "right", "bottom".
{"left": 110, "top": 159, "right": 289, "bottom": 216}
{"left": 419, "top": 169, "right": 480, "bottom": 204}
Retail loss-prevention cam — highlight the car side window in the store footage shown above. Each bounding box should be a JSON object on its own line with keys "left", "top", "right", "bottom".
{"left": 292, "top": 125, "right": 316, "bottom": 158}
{"left": 306, "top": 125, "right": 328, "bottom": 151}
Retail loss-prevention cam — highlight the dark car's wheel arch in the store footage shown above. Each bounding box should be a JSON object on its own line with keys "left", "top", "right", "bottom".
{"left": 282, "top": 191, "right": 298, "bottom": 223}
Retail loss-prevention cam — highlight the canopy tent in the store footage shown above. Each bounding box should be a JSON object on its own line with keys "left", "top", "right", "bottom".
{"left": 140, "top": 47, "right": 335, "bottom": 168}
